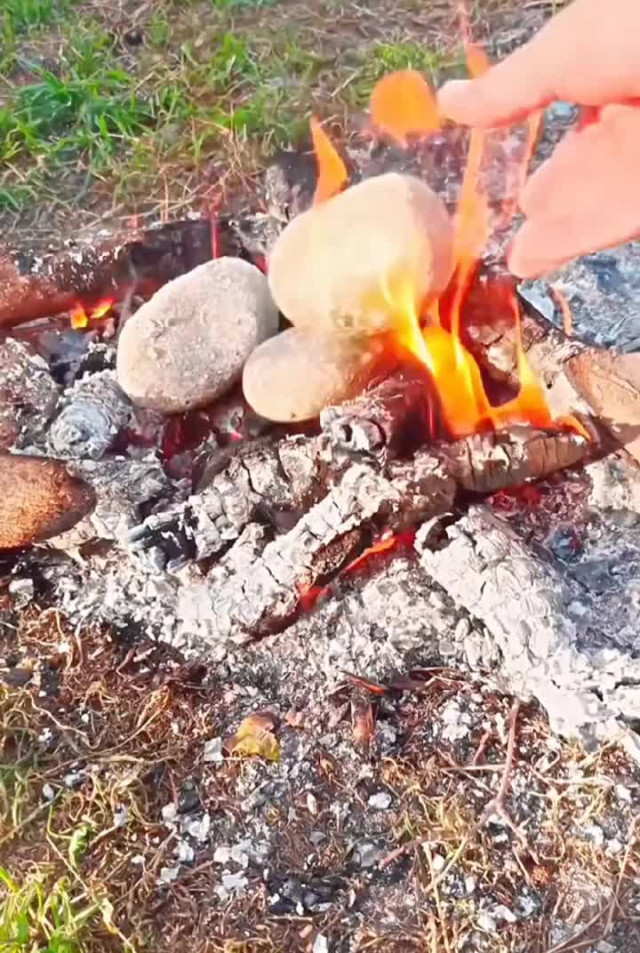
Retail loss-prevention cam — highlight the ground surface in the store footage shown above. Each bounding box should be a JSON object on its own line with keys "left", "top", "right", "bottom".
{"left": 0, "top": 0, "right": 548, "bottom": 240}
{"left": 7, "top": 1, "right": 640, "bottom": 952}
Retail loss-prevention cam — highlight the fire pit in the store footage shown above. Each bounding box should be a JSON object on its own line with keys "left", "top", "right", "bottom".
{"left": 3, "top": 63, "right": 640, "bottom": 766}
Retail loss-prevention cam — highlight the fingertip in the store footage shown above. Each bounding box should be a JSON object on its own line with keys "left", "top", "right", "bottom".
{"left": 437, "top": 79, "right": 476, "bottom": 125}
{"left": 507, "top": 222, "right": 554, "bottom": 279}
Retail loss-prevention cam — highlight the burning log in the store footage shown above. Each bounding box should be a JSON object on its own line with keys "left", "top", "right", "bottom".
{"left": 0, "top": 219, "right": 214, "bottom": 328}
{"left": 198, "top": 426, "right": 588, "bottom": 642}
{"left": 416, "top": 505, "right": 640, "bottom": 754}
{"left": 465, "top": 288, "right": 640, "bottom": 462}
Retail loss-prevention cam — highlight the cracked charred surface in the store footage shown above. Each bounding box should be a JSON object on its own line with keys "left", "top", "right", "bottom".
{"left": 417, "top": 505, "right": 640, "bottom": 756}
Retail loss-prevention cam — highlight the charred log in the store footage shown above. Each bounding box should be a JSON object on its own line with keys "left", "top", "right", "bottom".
{"left": 0, "top": 219, "right": 214, "bottom": 328}
{"left": 320, "top": 369, "right": 435, "bottom": 457}
{"left": 416, "top": 505, "right": 640, "bottom": 755}
{"left": 199, "top": 426, "right": 588, "bottom": 642}
{"left": 127, "top": 436, "right": 331, "bottom": 572}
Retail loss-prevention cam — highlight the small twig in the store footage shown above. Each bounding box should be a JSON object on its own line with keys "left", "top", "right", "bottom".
{"left": 481, "top": 698, "right": 528, "bottom": 846}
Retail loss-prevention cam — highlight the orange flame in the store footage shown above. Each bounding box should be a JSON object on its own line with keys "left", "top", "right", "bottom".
{"left": 369, "top": 39, "right": 584, "bottom": 441}
{"left": 70, "top": 297, "right": 115, "bottom": 330}
{"left": 310, "top": 117, "right": 349, "bottom": 204}
{"left": 369, "top": 70, "right": 441, "bottom": 146}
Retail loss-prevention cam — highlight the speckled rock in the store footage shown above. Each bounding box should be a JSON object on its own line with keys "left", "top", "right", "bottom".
{"left": 117, "top": 258, "right": 279, "bottom": 413}
{"left": 0, "top": 454, "right": 95, "bottom": 549}
{"left": 268, "top": 173, "right": 454, "bottom": 335}
{"left": 243, "top": 327, "right": 398, "bottom": 422}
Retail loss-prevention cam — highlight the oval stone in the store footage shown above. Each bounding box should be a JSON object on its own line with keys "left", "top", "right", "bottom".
{"left": 117, "top": 257, "right": 279, "bottom": 413}
{"left": 243, "top": 327, "right": 399, "bottom": 422}
{"left": 268, "top": 173, "right": 454, "bottom": 335}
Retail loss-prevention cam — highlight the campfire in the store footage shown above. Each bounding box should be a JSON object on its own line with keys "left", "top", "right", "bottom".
{"left": 2, "top": 48, "right": 640, "bottom": 764}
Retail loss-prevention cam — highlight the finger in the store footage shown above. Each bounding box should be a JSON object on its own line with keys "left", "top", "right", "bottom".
{"left": 438, "top": 0, "right": 640, "bottom": 128}
{"left": 437, "top": 45, "right": 555, "bottom": 128}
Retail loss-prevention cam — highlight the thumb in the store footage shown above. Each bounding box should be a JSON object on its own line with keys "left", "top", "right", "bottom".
{"left": 438, "top": 41, "right": 555, "bottom": 128}
{"left": 438, "top": 0, "right": 640, "bottom": 128}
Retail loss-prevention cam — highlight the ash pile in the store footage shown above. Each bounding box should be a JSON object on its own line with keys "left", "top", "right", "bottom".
{"left": 2, "top": 89, "right": 640, "bottom": 761}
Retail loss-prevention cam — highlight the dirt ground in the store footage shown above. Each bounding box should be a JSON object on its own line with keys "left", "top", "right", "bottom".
{"left": 5, "top": 1, "right": 640, "bottom": 952}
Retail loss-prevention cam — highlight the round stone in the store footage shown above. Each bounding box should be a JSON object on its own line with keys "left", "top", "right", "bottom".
{"left": 117, "top": 257, "right": 279, "bottom": 413}
{"left": 0, "top": 455, "right": 95, "bottom": 549}
{"left": 243, "top": 327, "right": 398, "bottom": 422}
{"left": 268, "top": 172, "right": 454, "bottom": 335}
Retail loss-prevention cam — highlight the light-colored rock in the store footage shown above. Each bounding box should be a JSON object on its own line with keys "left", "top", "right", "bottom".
{"left": 0, "top": 454, "right": 95, "bottom": 549}
{"left": 117, "top": 257, "right": 279, "bottom": 413}
{"left": 242, "top": 327, "right": 398, "bottom": 422}
{"left": 268, "top": 172, "right": 454, "bottom": 335}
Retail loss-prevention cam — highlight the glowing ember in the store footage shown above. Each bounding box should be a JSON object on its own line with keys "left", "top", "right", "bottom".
{"left": 369, "top": 70, "right": 441, "bottom": 146}
{"left": 70, "top": 297, "right": 114, "bottom": 330}
{"left": 342, "top": 530, "right": 415, "bottom": 577}
{"left": 310, "top": 117, "right": 349, "bottom": 204}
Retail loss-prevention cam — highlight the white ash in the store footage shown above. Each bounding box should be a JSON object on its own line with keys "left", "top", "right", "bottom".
{"left": 47, "top": 370, "right": 133, "bottom": 460}
{"left": 519, "top": 242, "right": 640, "bottom": 351}
{"left": 0, "top": 338, "right": 59, "bottom": 450}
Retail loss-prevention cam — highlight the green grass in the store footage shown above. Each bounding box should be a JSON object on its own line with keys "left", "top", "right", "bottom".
{"left": 0, "top": 867, "right": 119, "bottom": 953}
{"left": 0, "top": 0, "right": 469, "bottom": 222}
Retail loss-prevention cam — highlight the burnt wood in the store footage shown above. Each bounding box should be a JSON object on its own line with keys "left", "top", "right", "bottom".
{"left": 0, "top": 219, "right": 214, "bottom": 328}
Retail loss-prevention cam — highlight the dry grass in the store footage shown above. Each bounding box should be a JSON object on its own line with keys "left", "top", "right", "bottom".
{"left": 2, "top": 600, "right": 640, "bottom": 952}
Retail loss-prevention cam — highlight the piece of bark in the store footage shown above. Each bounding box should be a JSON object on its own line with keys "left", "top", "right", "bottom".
{"left": 0, "top": 454, "right": 95, "bottom": 549}
{"left": 416, "top": 505, "right": 640, "bottom": 756}
{"left": 0, "top": 219, "right": 213, "bottom": 327}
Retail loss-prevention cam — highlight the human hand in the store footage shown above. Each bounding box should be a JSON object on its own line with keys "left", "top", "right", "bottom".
{"left": 438, "top": 0, "right": 640, "bottom": 278}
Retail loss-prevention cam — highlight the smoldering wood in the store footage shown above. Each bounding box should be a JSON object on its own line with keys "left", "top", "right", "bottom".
{"left": 431, "top": 426, "right": 589, "bottom": 494}
{"left": 415, "top": 505, "right": 640, "bottom": 757}
{"left": 204, "top": 460, "right": 456, "bottom": 642}
{"left": 47, "top": 371, "right": 133, "bottom": 460}
{"left": 127, "top": 435, "right": 332, "bottom": 572}
{"left": 320, "top": 371, "right": 435, "bottom": 457}
{"left": 0, "top": 219, "right": 213, "bottom": 328}
{"left": 199, "top": 426, "right": 587, "bottom": 642}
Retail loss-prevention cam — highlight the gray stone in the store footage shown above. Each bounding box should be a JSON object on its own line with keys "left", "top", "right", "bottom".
{"left": 117, "top": 257, "right": 278, "bottom": 413}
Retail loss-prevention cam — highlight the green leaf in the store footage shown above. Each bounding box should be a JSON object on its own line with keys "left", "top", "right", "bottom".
{"left": 68, "top": 822, "right": 93, "bottom": 869}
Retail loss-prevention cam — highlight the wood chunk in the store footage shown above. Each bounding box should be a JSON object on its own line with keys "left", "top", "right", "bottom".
{"left": 467, "top": 294, "right": 640, "bottom": 463}
{"left": 432, "top": 426, "right": 589, "bottom": 494}
{"left": 568, "top": 351, "right": 640, "bottom": 464}
{"left": 416, "top": 505, "right": 640, "bottom": 753}
{"left": 0, "top": 219, "right": 213, "bottom": 327}
{"left": 320, "top": 370, "right": 434, "bottom": 456}
{"left": 0, "top": 455, "right": 95, "bottom": 549}
{"left": 205, "top": 461, "right": 455, "bottom": 641}
{"left": 128, "top": 436, "right": 331, "bottom": 570}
